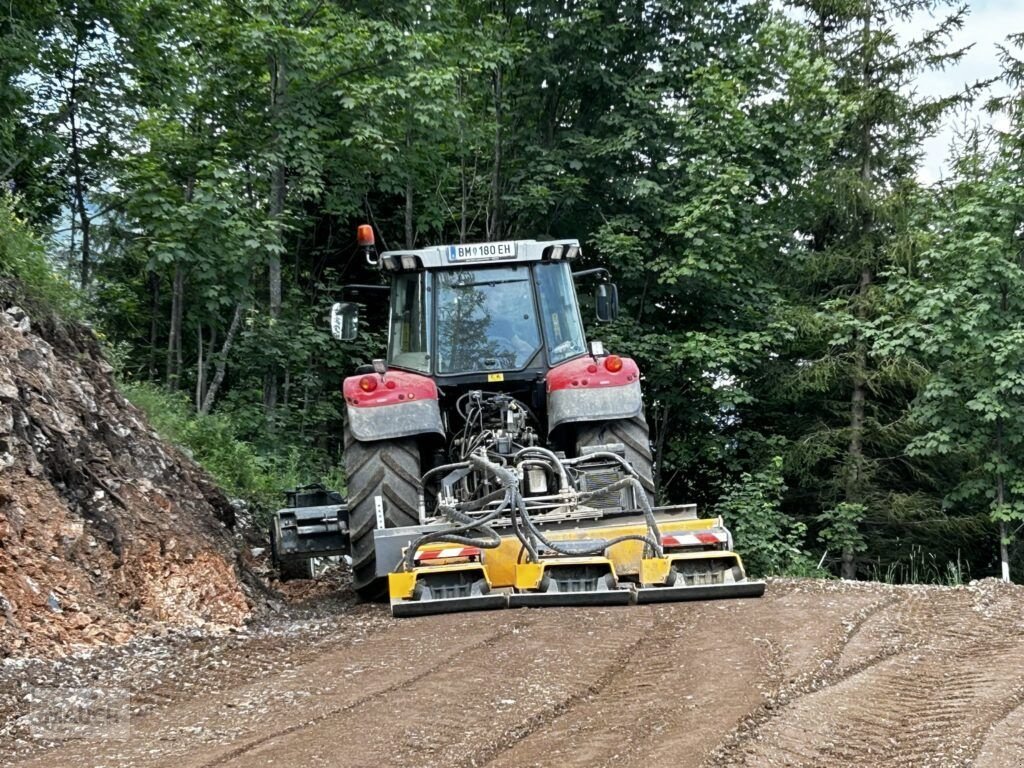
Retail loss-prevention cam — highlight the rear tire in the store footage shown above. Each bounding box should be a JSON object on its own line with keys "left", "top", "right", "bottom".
{"left": 576, "top": 416, "right": 656, "bottom": 506}
{"left": 344, "top": 426, "right": 422, "bottom": 601}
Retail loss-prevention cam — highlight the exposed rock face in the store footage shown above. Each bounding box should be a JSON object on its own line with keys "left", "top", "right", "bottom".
{"left": 0, "top": 299, "right": 250, "bottom": 657}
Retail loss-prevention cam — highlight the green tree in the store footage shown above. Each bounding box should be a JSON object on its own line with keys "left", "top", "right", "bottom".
{"left": 760, "top": 0, "right": 974, "bottom": 578}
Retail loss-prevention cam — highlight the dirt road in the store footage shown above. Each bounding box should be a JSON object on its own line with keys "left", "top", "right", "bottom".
{"left": 5, "top": 578, "right": 1024, "bottom": 767}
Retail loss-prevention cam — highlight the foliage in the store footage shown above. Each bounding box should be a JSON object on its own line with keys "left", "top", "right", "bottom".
{"left": 0, "top": 192, "right": 80, "bottom": 315}
{"left": 880, "top": 134, "right": 1024, "bottom": 573}
{"left": 716, "top": 457, "right": 818, "bottom": 577}
{"left": 868, "top": 545, "right": 969, "bottom": 587}
{"left": 3, "top": 0, "right": 1024, "bottom": 584}
{"left": 816, "top": 502, "right": 869, "bottom": 569}
{"left": 124, "top": 382, "right": 344, "bottom": 521}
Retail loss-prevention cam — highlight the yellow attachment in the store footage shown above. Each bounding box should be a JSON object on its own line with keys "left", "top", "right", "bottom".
{"left": 514, "top": 556, "right": 618, "bottom": 591}
{"left": 639, "top": 557, "right": 672, "bottom": 586}
{"left": 514, "top": 562, "right": 545, "bottom": 591}
{"left": 389, "top": 571, "right": 418, "bottom": 600}
{"left": 666, "top": 550, "right": 742, "bottom": 568}
{"left": 388, "top": 561, "right": 491, "bottom": 601}
{"left": 469, "top": 516, "right": 724, "bottom": 589}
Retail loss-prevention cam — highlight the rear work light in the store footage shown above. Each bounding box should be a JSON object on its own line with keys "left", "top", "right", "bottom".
{"left": 604, "top": 355, "right": 623, "bottom": 373}
{"left": 359, "top": 375, "right": 378, "bottom": 392}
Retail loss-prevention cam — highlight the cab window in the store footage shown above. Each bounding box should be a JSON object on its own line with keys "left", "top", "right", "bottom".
{"left": 536, "top": 262, "right": 587, "bottom": 364}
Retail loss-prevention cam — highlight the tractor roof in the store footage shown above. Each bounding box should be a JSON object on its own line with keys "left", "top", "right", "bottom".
{"left": 377, "top": 238, "right": 580, "bottom": 271}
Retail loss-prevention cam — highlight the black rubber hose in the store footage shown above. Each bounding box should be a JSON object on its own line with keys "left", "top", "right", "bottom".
{"left": 466, "top": 454, "right": 541, "bottom": 562}
{"left": 401, "top": 454, "right": 521, "bottom": 570}
{"left": 400, "top": 500, "right": 506, "bottom": 570}
{"left": 514, "top": 489, "right": 660, "bottom": 557}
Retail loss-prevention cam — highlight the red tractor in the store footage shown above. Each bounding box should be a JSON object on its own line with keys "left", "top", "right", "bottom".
{"left": 272, "top": 226, "right": 763, "bottom": 616}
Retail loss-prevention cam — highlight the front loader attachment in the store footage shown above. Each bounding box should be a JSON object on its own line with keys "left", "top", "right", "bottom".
{"left": 380, "top": 511, "right": 763, "bottom": 617}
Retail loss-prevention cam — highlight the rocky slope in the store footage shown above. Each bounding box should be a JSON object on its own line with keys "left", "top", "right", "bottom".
{"left": 0, "top": 297, "right": 250, "bottom": 657}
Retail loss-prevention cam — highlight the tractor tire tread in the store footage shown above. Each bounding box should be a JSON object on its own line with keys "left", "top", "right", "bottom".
{"left": 344, "top": 427, "right": 421, "bottom": 601}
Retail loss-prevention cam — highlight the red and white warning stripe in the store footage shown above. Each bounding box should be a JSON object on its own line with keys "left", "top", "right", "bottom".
{"left": 414, "top": 546, "right": 482, "bottom": 563}
{"left": 661, "top": 531, "right": 727, "bottom": 549}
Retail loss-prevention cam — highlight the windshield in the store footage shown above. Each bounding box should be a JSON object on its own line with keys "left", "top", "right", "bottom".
{"left": 387, "top": 272, "right": 430, "bottom": 372}
{"left": 536, "top": 261, "right": 587, "bottom": 364}
{"left": 435, "top": 266, "right": 541, "bottom": 373}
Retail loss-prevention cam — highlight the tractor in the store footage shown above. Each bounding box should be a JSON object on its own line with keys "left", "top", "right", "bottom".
{"left": 270, "top": 225, "right": 764, "bottom": 616}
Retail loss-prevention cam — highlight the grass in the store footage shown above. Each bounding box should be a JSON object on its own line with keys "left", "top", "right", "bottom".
{"left": 124, "top": 381, "right": 345, "bottom": 524}
{"left": 868, "top": 545, "right": 970, "bottom": 587}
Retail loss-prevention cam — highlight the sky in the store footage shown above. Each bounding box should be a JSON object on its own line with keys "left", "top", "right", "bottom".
{"left": 908, "top": 0, "right": 1024, "bottom": 183}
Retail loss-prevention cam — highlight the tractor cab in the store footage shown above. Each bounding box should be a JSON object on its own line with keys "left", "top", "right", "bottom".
{"left": 330, "top": 234, "right": 619, "bottom": 383}
{"left": 389, "top": 260, "right": 586, "bottom": 377}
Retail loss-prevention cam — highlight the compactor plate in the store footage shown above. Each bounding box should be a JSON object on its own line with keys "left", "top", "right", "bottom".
{"left": 635, "top": 580, "right": 766, "bottom": 604}
{"left": 389, "top": 561, "right": 506, "bottom": 617}
{"left": 507, "top": 557, "right": 632, "bottom": 608}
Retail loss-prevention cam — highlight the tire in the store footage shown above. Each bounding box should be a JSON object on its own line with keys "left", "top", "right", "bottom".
{"left": 279, "top": 557, "right": 315, "bottom": 581}
{"left": 344, "top": 426, "right": 422, "bottom": 601}
{"left": 576, "top": 416, "right": 656, "bottom": 507}
{"left": 269, "top": 524, "right": 315, "bottom": 581}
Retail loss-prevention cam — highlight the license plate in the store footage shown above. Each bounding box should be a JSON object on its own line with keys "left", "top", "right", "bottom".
{"left": 446, "top": 241, "right": 516, "bottom": 262}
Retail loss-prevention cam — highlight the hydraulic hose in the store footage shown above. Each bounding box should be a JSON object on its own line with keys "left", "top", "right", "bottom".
{"left": 406, "top": 445, "right": 664, "bottom": 573}
{"left": 400, "top": 498, "right": 506, "bottom": 570}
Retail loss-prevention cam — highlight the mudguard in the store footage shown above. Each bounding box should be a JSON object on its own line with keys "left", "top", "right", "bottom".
{"left": 546, "top": 355, "right": 643, "bottom": 433}
{"left": 343, "top": 370, "right": 445, "bottom": 442}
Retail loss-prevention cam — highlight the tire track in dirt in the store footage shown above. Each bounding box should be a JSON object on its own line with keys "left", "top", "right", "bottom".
{"left": 702, "top": 585, "right": 903, "bottom": 768}
{"left": 211, "top": 606, "right": 655, "bottom": 768}
{"left": 971, "top": 683, "right": 1024, "bottom": 768}
{"left": 10, "top": 608, "right": 530, "bottom": 768}
{"left": 11, "top": 580, "right": 1024, "bottom": 768}
{"left": 714, "top": 584, "right": 1024, "bottom": 767}
{"left": 480, "top": 582, "right": 887, "bottom": 768}
{"left": 199, "top": 612, "right": 542, "bottom": 768}
{"left": 468, "top": 605, "right": 700, "bottom": 768}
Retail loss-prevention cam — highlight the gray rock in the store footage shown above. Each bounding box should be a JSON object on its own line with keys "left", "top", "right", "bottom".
{"left": 3, "top": 306, "right": 30, "bottom": 333}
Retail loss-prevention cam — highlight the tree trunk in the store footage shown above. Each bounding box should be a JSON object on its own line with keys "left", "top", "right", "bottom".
{"left": 67, "top": 42, "right": 91, "bottom": 288}
{"left": 73, "top": 164, "right": 90, "bottom": 288}
{"left": 200, "top": 303, "right": 244, "bottom": 416}
{"left": 997, "top": 368, "right": 1011, "bottom": 582}
{"left": 195, "top": 324, "right": 204, "bottom": 412}
{"left": 405, "top": 128, "right": 414, "bottom": 249}
{"left": 487, "top": 66, "right": 503, "bottom": 239}
{"left": 458, "top": 78, "right": 468, "bottom": 243}
{"left": 165, "top": 263, "right": 185, "bottom": 391}
{"left": 844, "top": 325, "right": 868, "bottom": 581}
{"left": 263, "top": 53, "right": 287, "bottom": 421}
{"left": 147, "top": 270, "right": 160, "bottom": 381}
{"left": 1001, "top": 521, "right": 1011, "bottom": 583}
{"left": 165, "top": 177, "right": 194, "bottom": 392}
{"left": 841, "top": 7, "right": 874, "bottom": 582}
{"left": 652, "top": 401, "right": 670, "bottom": 501}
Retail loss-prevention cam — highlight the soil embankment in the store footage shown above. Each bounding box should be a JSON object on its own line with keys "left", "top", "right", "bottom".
{"left": 0, "top": 299, "right": 250, "bottom": 657}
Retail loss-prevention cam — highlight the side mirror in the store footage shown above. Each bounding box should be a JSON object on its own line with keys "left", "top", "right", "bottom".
{"left": 330, "top": 301, "right": 359, "bottom": 341}
{"left": 595, "top": 283, "right": 619, "bottom": 323}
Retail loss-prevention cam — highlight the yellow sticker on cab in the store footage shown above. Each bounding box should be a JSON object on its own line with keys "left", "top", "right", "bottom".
{"left": 488, "top": 373, "right": 505, "bottom": 382}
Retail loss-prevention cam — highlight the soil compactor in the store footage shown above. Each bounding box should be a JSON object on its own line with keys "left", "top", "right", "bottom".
{"left": 270, "top": 226, "right": 764, "bottom": 617}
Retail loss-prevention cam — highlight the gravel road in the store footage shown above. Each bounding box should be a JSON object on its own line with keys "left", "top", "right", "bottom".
{"left": 4, "top": 578, "right": 1024, "bottom": 767}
